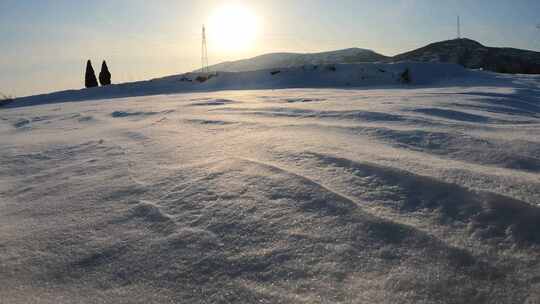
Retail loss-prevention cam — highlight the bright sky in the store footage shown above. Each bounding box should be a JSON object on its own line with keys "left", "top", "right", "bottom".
{"left": 2, "top": 0, "right": 540, "bottom": 97}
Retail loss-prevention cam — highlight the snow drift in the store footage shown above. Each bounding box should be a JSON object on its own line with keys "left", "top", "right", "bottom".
{"left": 1, "top": 62, "right": 540, "bottom": 303}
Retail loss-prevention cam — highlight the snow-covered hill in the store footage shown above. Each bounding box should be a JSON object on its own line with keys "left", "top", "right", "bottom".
{"left": 8, "top": 62, "right": 484, "bottom": 108}
{"left": 203, "top": 39, "right": 540, "bottom": 76}
{"left": 1, "top": 62, "right": 540, "bottom": 303}
{"left": 200, "top": 48, "right": 389, "bottom": 72}
{"left": 394, "top": 38, "right": 540, "bottom": 74}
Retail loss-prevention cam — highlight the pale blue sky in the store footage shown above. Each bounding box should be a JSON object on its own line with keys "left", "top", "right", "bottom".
{"left": 1, "top": 0, "right": 540, "bottom": 96}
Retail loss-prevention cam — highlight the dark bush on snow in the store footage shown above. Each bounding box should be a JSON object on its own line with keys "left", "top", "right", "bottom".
{"left": 326, "top": 65, "right": 337, "bottom": 72}
{"left": 196, "top": 76, "right": 208, "bottom": 83}
{"left": 180, "top": 75, "right": 193, "bottom": 82}
{"left": 0, "top": 93, "right": 14, "bottom": 106}
{"left": 400, "top": 68, "right": 411, "bottom": 84}
{"left": 196, "top": 73, "right": 217, "bottom": 83}
{"left": 85, "top": 60, "right": 99, "bottom": 88}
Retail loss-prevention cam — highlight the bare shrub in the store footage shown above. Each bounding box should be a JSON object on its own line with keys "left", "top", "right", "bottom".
{"left": 0, "top": 92, "right": 15, "bottom": 106}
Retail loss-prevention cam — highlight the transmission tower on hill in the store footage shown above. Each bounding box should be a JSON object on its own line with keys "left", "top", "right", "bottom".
{"left": 201, "top": 25, "right": 210, "bottom": 74}
{"left": 457, "top": 15, "right": 461, "bottom": 39}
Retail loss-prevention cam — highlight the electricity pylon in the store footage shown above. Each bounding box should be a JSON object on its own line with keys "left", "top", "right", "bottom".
{"left": 201, "top": 25, "right": 210, "bottom": 74}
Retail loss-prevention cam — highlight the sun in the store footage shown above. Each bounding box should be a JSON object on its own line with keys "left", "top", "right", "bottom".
{"left": 207, "top": 5, "right": 259, "bottom": 53}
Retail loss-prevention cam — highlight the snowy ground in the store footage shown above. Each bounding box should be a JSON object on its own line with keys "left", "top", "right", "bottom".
{"left": 1, "top": 65, "right": 540, "bottom": 303}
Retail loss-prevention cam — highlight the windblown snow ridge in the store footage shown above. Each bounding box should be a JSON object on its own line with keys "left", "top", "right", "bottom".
{"left": 2, "top": 77, "right": 540, "bottom": 303}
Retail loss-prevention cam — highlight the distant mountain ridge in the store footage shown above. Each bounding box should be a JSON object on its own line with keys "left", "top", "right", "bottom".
{"left": 203, "top": 48, "right": 389, "bottom": 72}
{"left": 394, "top": 38, "right": 540, "bottom": 74}
{"left": 202, "top": 39, "right": 540, "bottom": 75}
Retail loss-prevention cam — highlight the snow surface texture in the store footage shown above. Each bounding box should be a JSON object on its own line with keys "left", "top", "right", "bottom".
{"left": 1, "top": 63, "right": 540, "bottom": 303}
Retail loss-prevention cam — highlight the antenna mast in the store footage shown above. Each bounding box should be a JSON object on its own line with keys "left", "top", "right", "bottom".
{"left": 201, "top": 25, "right": 210, "bottom": 74}
{"left": 457, "top": 15, "right": 461, "bottom": 39}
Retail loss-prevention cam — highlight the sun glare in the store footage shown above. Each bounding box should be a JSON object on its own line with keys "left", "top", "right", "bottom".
{"left": 208, "top": 5, "right": 259, "bottom": 53}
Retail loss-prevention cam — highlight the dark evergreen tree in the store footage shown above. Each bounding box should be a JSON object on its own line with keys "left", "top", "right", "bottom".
{"left": 85, "top": 60, "right": 98, "bottom": 88}
{"left": 99, "top": 60, "right": 112, "bottom": 86}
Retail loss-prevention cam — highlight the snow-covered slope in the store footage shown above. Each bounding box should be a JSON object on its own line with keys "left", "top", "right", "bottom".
{"left": 200, "top": 48, "right": 389, "bottom": 72}
{"left": 1, "top": 64, "right": 540, "bottom": 303}
{"left": 9, "top": 62, "right": 485, "bottom": 108}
